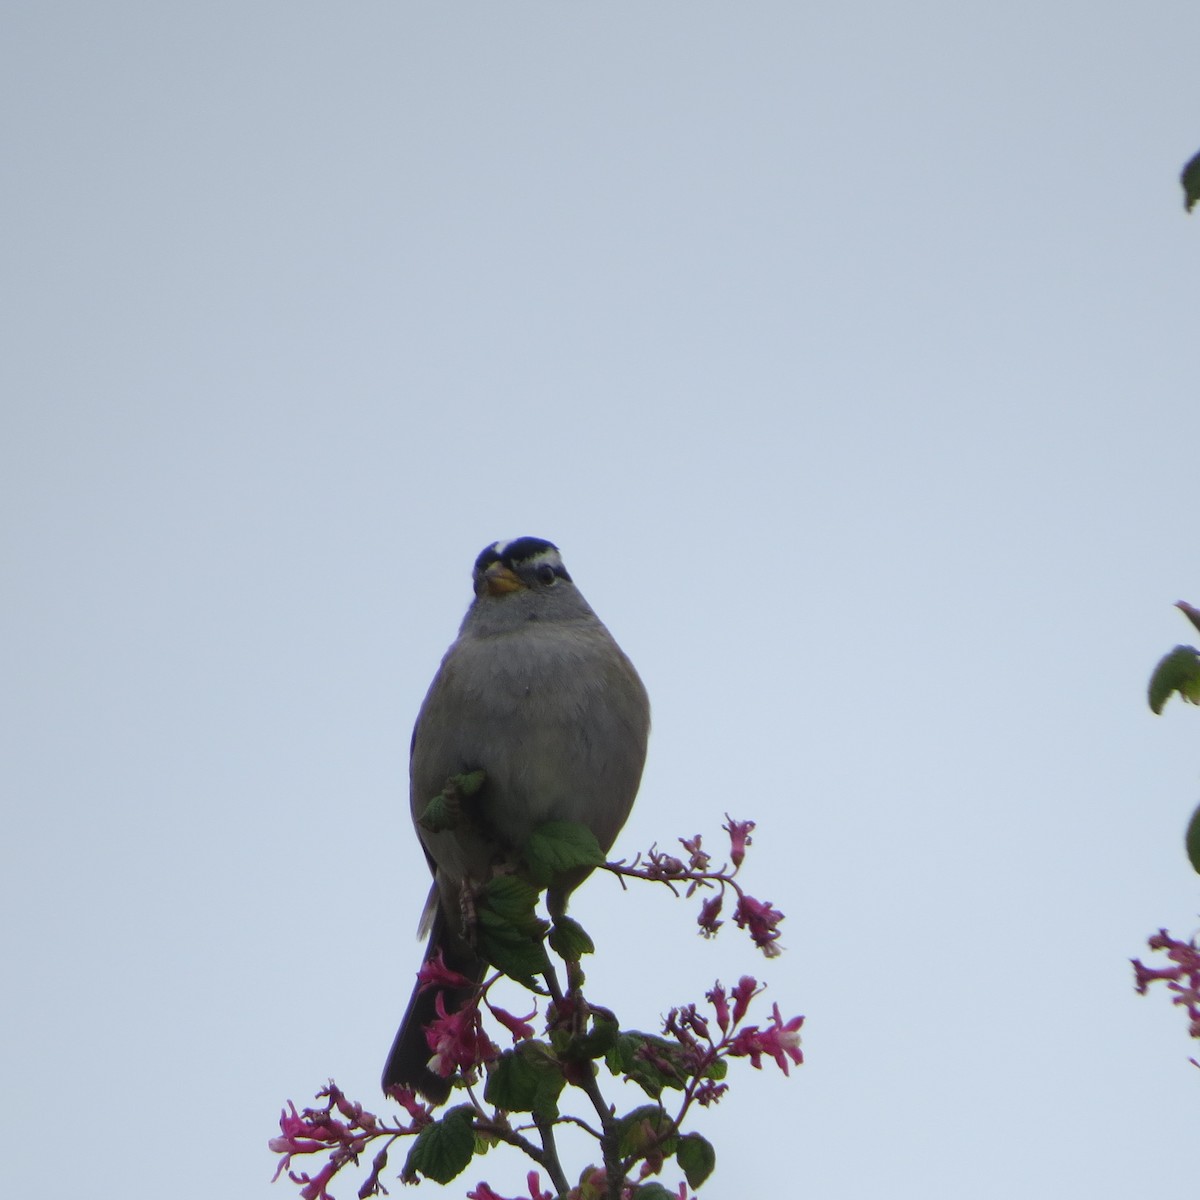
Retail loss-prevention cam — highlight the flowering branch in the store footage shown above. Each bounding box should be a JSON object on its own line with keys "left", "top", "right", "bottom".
{"left": 270, "top": 1082, "right": 430, "bottom": 1199}
{"left": 1138, "top": 604, "right": 1200, "bottom": 1067}
{"left": 602, "top": 817, "right": 785, "bottom": 957}
{"left": 270, "top": 818, "right": 802, "bottom": 1198}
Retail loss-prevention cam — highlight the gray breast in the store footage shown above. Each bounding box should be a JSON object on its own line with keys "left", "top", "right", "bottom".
{"left": 410, "top": 620, "right": 649, "bottom": 893}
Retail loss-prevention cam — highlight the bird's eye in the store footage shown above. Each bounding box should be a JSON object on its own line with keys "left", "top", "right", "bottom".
{"left": 536, "top": 565, "right": 558, "bottom": 586}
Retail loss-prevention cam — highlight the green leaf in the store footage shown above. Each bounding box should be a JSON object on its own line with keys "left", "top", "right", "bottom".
{"left": 417, "top": 790, "right": 457, "bottom": 832}
{"left": 1148, "top": 645, "right": 1200, "bottom": 713}
{"left": 478, "top": 874, "right": 543, "bottom": 924}
{"left": 475, "top": 922, "right": 549, "bottom": 983}
{"left": 606, "top": 1032, "right": 690, "bottom": 1097}
{"left": 677, "top": 1132, "right": 717, "bottom": 1189}
{"left": 477, "top": 874, "right": 544, "bottom": 925}
{"left": 417, "top": 771, "right": 487, "bottom": 832}
{"left": 571, "top": 1169, "right": 607, "bottom": 1200}
{"left": 631, "top": 1186, "right": 678, "bottom": 1200}
{"left": 1186, "top": 803, "right": 1200, "bottom": 875}
{"left": 554, "top": 1010, "right": 620, "bottom": 1062}
{"left": 1183, "top": 148, "right": 1200, "bottom": 213}
{"left": 484, "top": 1042, "right": 565, "bottom": 1118}
{"left": 551, "top": 1023, "right": 614, "bottom": 1066}
{"left": 615, "top": 1105, "right": 678, "bottom": 1159}
{"left": 549, "top": 915, "right": 595, "bottom": 962}
{"left": 475, "top": 876, "right": 551, "bottom": 983}
{"left": 402, "top": 1105, "right": 475, "bottom": 1185}
{"left": 523, "top": 822, "right": 605, "bottom": 886}
{"left": 455, "top": 769, "right": 487, "bottom": 796}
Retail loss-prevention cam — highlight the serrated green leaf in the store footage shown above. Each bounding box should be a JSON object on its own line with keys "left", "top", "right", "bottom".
{"left": 551, "top": 1014, "right": 618, "bottom": 1064}
{"left": 549, "top": 915, "right": 595, "bottom": 962}
{"left": 1183, "top": 148, "right": 1200, "bottom": 213}
{"left": 631, "top": 1185, "right": 677, "bottom": 1200}
{"left": 455, "top": 769, "right": 487, "bottom": 796}
{"left": 478, "top": 875, "right": 542, "bottom": 922}
{"left": 417, "top": 790, "right": 457, "bottom": 833}
{"left": 417, "top": 772, "right": 486, "bottom": 832}
{"left": 484, "top": 1042, "right": 565, "bottom": 1118}
{"left": 560, "top": 1010, "right": 620, "bottom": 1061}
{"left": 524, "top": 822, "right": 605, "bottom": 886}
{"left": 677, "top": 1132, "right": 716, "bottom": 1189}
{"left": 1148, "top": 645, "right": 1200, "bottom": 713}
{"left": 402, "top": 1105, "right": 476, "bottom": 1185}
{"left": 476, "top": 924, "right": 550, "bottom": 984}
{"left": 475, "top": 876, "right": 550, "bottom": 983}
{"left": 615, "top": 1105, "right": 677, "bottom": 1159}
{"left": 606, "top": 1032, "right": 690, "bottom": 1097}
{"left": 1186, "top": 803, "right": 1200, "bottom": 875}
{"left": 572, "top": 1169, "right": 607, "bottom": 1200}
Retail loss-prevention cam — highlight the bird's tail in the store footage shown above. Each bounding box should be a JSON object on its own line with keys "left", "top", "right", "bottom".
{"left": 381, "top": 905, "right": 485, "bottom": 1104}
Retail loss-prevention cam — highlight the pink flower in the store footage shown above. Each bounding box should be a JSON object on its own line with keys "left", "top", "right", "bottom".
{"left": 293, "top": 1160, "right": 338, "bottom": 1200}
{"left": 733, "top": 893, "right": 784, "bottom": 957}
{"left": 1133, "top": 930, "right": 1200, "bottom": 1041}
{"left": 1132, "top": 959, "right": 1184, "bottom": 993}
{"left": 270, "top": 1101, "right": 331, "bottom": 1162}
{"left": 680, "top": 835, "right": 710, "bottom": 872}
{"left": 731, "top": 975, "right": 759, "bottom": 1024}
{"left": 468, "top": 1172, "right": 553, "bottom": 1200}
{"left": 269, "top": 1100, "right": 355, "bottom": 1182}
{"left": 723, "top": 816, "right": 755, "bottom": 868}
{"left": 425, "top": 993, "right": 498, "bottom": 1078}
{"left": 525, "top": 1171, "right": 556, "bottom": 1200}
{"left": 692, "top": 1078, "right": 729, "bottom": 1106}
{"left": 664, "top": 1003, "right": 709, "bottom": 1055}
{"left": 488, "top": 1002, "right": 538, "bottom": 1042}
{"left": 466, "top": 1184, "right": 506, "bottom": 1200}
{"left": 381, "top": 1083, "right": 433, "bottom": 1125}
{"left": 650, "top": 850, "right": 686, "bottom": 876}
{"left": 417, "top": 948, "right": 477, "bottom": 991}
{"left": 705, "top": 976, "right": 759, "bottom": 1035}
{"left": 696, "top": 895, "right": 723, "bottom": 938}
{"left": 706, "top": 983, "right": 730, "bottom": 1032}
{"left": 728, "top": 1003, "right": 804, "bottom": 1075}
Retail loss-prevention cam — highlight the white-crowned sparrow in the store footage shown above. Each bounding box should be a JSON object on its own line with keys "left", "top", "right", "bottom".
{"left": 382, "top": 537, "right": 651, "bottom": 1101}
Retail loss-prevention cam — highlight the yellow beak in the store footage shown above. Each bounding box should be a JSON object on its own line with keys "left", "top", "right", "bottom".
{"left": 483, "top": 564, "right": 525, "bottom": 596}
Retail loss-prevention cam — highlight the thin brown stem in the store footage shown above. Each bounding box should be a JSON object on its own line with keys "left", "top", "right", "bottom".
{"left": 573, "top": 1067, "right": 622, "bottom": 1200}
{"left": 534, "top": 1114, "right": 569, "bottom": 1195}
{"left": 473, "top": 1119, "right": 555, "bottom": 1170}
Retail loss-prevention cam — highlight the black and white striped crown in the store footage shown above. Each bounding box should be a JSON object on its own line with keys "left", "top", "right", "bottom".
{"left": 473, "top": 537, "right": 572, "bottom": 583}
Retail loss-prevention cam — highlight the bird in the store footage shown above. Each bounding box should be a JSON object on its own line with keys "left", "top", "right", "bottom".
{"left": 381, "top": 537, "right": 651, "bottom": 1102}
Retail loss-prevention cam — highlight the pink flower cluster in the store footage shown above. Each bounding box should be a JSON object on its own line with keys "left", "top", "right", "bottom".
{"left": 727, "top": 1002, "right": 805, "bottom": 1075}
{"left": 409, "top": 949, "right": 535, "bottom": 1085}
{"left": 608, "top": 816, "right": 786, "bottom": 956}
{"left": 270, "top": 1084, "right": 429, "bottom": 1199}
{"left": 706, "top": 975, "right": 760, "bottom": 1031}
{"left": 1132, "top": 928, "right": 1200, "bottom": 1040}
{"left": 660, "top": 975, "right": 805, "bottom": 1108}
{"left": 425, "top": 992, "right": 498, "bottom": 1079}
{"left": 732, "top": 893, "right": 785, "bottom": 958}
{"left": 467, "top": 1171, "right": 556, "bottom": 1200}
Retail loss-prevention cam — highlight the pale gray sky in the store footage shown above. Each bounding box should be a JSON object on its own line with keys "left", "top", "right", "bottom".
{"left": 5, "top": 4, "right": 1200, "bottom": 1197}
